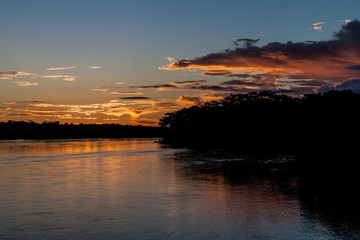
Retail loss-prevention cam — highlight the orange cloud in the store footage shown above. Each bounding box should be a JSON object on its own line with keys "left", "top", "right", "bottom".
{"left": 110, "top": 91, "right": 143, "bottom": 95}
{"left": 13, "top": 81, "right": 39, "bottom": 86}
{"left": 202, "top": 70, "right": 232, "bottom": 76}
{"left": 160, "top": 20, "right": 360, "bottom": 94}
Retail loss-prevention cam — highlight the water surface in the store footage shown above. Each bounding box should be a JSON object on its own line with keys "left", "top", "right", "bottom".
{"left": 0, "top": 139, "right": 359, "bottom": 239}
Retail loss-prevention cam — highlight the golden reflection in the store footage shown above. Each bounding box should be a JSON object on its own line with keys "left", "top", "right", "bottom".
{"left": 0, "top": 139, "right": 155, "bottom": 156}
{"left": 1, "top": 139, "right": 347, "bottom": 239}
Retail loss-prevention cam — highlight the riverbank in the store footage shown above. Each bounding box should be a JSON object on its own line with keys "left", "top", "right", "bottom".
{"left": 0, "top": 121, "right": 165, "bottom": 139}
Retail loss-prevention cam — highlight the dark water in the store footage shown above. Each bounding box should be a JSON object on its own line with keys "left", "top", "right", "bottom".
{"left": 0, "top": 139, "right": 359, "bottom": 239}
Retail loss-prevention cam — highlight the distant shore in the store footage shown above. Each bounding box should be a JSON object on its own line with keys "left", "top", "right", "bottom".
{"left": 0, "top": 121, "right": 165, "bottom": 140}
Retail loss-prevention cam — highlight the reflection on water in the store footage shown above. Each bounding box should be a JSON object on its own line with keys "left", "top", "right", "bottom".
{"left": 0, "top": 139, "right": 359, "bottom": 239}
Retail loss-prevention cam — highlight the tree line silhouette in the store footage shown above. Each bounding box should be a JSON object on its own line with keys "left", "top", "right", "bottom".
{"left": 0, "top": 121, "right": 164, "bottom": 139}
{"left": 159, "top": 90, "right": 360, "bottom": 151}
{"left": 2, "top": 90, "right": 360, "bottom": 151}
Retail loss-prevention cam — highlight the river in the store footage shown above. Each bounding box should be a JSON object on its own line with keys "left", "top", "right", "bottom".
{"left": 0, "top": 138, "right": 359, "bottom": 239}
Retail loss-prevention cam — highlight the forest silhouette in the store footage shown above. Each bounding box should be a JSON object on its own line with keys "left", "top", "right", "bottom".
{"left": 160, "top": 90, "right": 360, "bottom": 151}
{"left": 0, "top": 121, "right": 163, "bottom": 139}
{"left": 159, "top": 90, "right": 360, "bottom": 175}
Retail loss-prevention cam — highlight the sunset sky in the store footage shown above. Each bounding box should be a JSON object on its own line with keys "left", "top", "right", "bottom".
{"left": 1, "top": 0, "right": 360, "bottom": 125}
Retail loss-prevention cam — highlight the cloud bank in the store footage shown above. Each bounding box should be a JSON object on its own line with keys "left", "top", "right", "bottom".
{"left": 160, "top": 20, "right": 360, "bottom": 94}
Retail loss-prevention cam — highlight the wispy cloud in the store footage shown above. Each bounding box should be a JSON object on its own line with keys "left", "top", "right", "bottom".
{"left": 130, "top": 80, "right": 252, "bottom": 93}
{"left": 159, "top": 57, "right": 178, "bottom": 70}
{"left": 118, "top": 97, "right": 150, "bottom": 100}
{"left": 46, "top": 66, "right": 77, "bottom": 71}
{"left": 16, "top": 72, "right": 38, "bottom": 76}
{"left": 43, "top": 75, "right": 76, "bottom": 81}
{"left": 164, "top": 57, "right": 174, "bottom": 62}
{"left": 202, "top": 70, "right": 232, "bottom": 76}
{"left": 307, "top": 21, "right": 326, "bottom": 32}
{"left": 131, "top": 84, "right": 178, "bottom": 89}
{"left": 43, "top": 75, "right": 66, "bottom": 78}
{"left": 89, "top": 66, "right": 101, "bottom": 69}
{"left": 13, "top": 81, "right": 39, "bottom": 86}
{"left": 0, "top": 71, "right": 18, "bottom": 76}
{"left": 63, "top": 76, "right": 76, "bottom": 81}
{"left": 89, "top": 89, "right": 108, "bottom": 92}
{"left": 0, "top": 71, "right": 38, "bottom": 78}
{"left": 338, "top": 19, "right": 352, "bottom": 23}
{"left": 110, "top": 91, "right": 143, "bottom": 95}
{"left": 172, "top": 80, "right": 207, "bottom": 85}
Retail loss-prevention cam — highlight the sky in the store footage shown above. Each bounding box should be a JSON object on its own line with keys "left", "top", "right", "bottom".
{"left": 1, "top": 0, "right": 360, "bottom": 125}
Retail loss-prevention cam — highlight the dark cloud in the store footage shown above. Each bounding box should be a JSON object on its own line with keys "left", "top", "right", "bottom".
{"left": 171, "top": 27, "right": 357, "bottom": 68}
{"left": 173, "top": 80, "right": 207, "bottom": 85}
{"left": 118, "top": 97, "right": 150, "bottom": 100}
{"left": 154, "top": 101, "right": 179, "bottom": 108}
{"left": 278, "top": 79, "right": 329, "bottom": 86}
{"left": 161, "top": 20, "right": 360, "bottom": 94}
{"left": 273, "top": 89, "right": 300, "bottom": 94}
{"left": 3, "top": 113, "right": 33, "bottom": 117}
{"left": 225, "top": 72, "right": 279, "bottom": 89}
{"left": 188, "top": 85, "right": 239, "bottom": 92}
{"left": 135, "top": 119, "right": 158, "bottom": 125}
{"left": 346, "top": 65, "right": 360, "bottom": 71}
{"left": 131, "top": 84, "right": 177, "bottom": 89}
{"left": 179, "top": 95, "right": 201, "bottom": 105}
{"left": 0, "top": 71, "right": 18, "bottom": 75}
{"left": 130, "top": 80, "right": 259, "bottom": 93}
{"left": 333, "top": 20, "right": 360, "bottom": 44}
{"left": 316, "top": 79, "right": 360, "bottom": 93}
{"left": 220, "top": 80, "right": 263, "bottom": 87}
{"left": 26, "top": 101, "right": 45, "bottom": 104}
{"left": 233, "top": 38, "right": 260, "bottom": 47}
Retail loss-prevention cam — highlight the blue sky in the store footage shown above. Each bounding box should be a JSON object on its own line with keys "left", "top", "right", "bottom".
{"left": 1, "top": 0, "right": 360, "bottom": 124}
